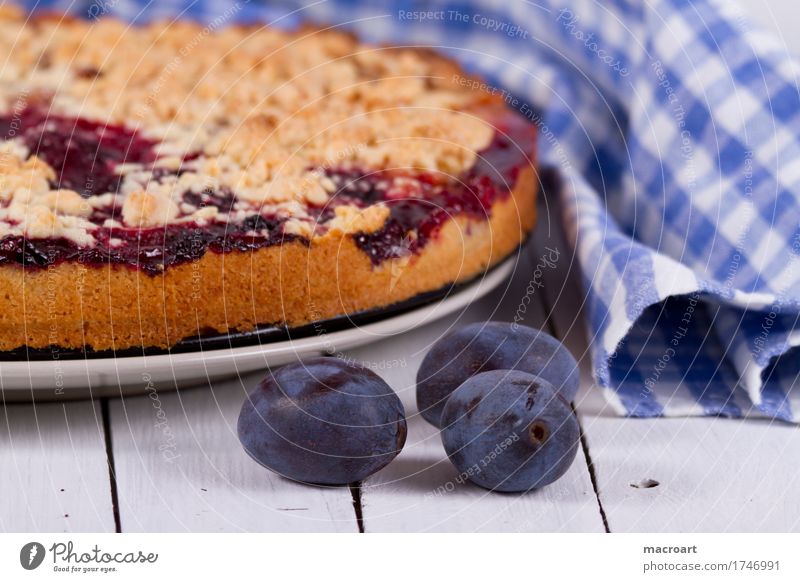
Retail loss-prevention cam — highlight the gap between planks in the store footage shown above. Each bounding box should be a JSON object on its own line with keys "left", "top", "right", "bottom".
{"left": 100, "top": 398, "right": 122, "bottom": 533}
{"left": 530, "top": 196, "right": 612, "bottom": 532}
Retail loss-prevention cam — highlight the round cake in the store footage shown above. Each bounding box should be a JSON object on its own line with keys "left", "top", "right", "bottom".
{"left": 0, "top": 7, "right": 538, "bottom": 352}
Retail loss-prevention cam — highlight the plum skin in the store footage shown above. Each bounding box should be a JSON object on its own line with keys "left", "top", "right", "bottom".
{"left": 440, "top": 369, "right": 580, "bottom": 492}
{"left": 416, "top": 321, "right": 579, "bottom": 427}
{"left": 237, "top": 357, "right": 407, "bottom": 485}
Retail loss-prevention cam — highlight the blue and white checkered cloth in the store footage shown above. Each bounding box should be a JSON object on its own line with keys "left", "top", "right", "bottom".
{"left": 22, "top": 0, "right": 800, "bottom": 422}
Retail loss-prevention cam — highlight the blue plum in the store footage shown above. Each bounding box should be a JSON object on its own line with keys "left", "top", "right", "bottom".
{"left": 237, "top": 357, "right": 407, "bottom": 485}
{"left": 440, "top": 370, "right": 579, "bottom": 492}
{"left": 416, "top": 322, "right": 579, "bottom": 427}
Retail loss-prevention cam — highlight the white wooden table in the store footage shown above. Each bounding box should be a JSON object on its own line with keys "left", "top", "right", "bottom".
{"left": 2, "top": 0, "right": 800, "bottom": 535}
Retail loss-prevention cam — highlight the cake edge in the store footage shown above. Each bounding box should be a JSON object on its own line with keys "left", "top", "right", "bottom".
{"left": 0, "top": 165, "right": 537, "bottom": 352}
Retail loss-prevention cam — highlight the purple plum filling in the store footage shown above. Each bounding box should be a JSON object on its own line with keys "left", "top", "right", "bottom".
{"left": 0, "top": 106, "right": 535, "bottom": 274}
{"left": 1, "top": 106, "right": 158, "bottom": 196}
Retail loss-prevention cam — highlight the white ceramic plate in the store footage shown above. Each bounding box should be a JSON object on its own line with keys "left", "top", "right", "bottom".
{"left": 0, "top": 258, "right": 514, "bottom": 401}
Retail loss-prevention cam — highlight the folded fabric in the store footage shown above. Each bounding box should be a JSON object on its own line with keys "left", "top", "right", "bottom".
{"left": 29, "top": 0, "right": 800, "bottom": 421}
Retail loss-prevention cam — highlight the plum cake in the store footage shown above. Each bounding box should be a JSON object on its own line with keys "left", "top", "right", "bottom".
{"left": 0, "top": 7, "right": 538, "bottom": 352}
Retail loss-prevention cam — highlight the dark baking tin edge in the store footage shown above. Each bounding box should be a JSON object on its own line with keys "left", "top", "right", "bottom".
{"left": 0, "top": 248, "right": 520, "bottom": 362}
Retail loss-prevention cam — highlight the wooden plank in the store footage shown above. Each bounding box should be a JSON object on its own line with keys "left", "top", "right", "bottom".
{"left": 108, "top": 374, "right": 359, "bottom": 532}
{"left": 0, "top": 400, "right": 115, "bottom": 532}
{"left": 538, "top": 195, "right": 800, "bottom": 532}
{"left": 581, "top": 414, "right": 800, "bottom": 532}
{"left": 346, "top": 240, "right": 606, "bottom": 532}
